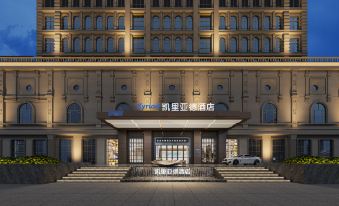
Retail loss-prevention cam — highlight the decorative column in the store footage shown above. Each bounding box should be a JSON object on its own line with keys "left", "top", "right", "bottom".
{"left": 193, "top": 0, "right": 199, "bottom": 55}
{"left": 213, "top": 0, "right": 220, "bottom": 56}
{"left": 118, "top": 130, "right": 128, "bottom": 164}
{"left": 193, "top": 130, "right": 202, "bottom": 164}
{"left": 48, "top": 135, "right": 56, "bottom": 158}
{"left": 218, "top": 130, "right": 227, "bottom": 163}
{"left": 0, "top": 71, "right": 4, "bottom": 128}
{"left": 96, "top": 137, "right": 106, "bottom": 165}
{"left": 288, "top": 134, "right": 297, "bottom": 158}
{"left": 72, "top": 135, "right": 82, "bottom": 163}
{"left": 143, "top": 130, "right": 152, "bottom": 164}
{"left": 262, "top": 135, "right": 273, "bottom": 162}
{"left": 124, "top": 0, "right": 131, "bottom": 56}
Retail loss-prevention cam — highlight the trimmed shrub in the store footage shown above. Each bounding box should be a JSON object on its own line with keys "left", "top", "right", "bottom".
{"left": 284, "top": 156, "right": 339, "bottom": 164}
{"left": 0, "top": 156, "right": 60, "bottom": 165}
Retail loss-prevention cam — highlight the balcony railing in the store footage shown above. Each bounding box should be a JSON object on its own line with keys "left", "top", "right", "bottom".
{"left": 0, "top": 57, "right": 339, "bottom": 63}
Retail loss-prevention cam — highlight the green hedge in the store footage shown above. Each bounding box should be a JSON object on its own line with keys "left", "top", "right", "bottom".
{"left": 0, "top": 156, "right": 60, "bottom": 165}
{"left": 284, "top": 156, "right": 339, "bottom": 164}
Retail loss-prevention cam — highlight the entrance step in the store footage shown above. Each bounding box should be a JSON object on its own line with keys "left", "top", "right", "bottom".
{"left": 58, "top": 166, "right": 131, "bottom": 183}
{"left": 215, "top": 166, "right": 290, "bottom": 183}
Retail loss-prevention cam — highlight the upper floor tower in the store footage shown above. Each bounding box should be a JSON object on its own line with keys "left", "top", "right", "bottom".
{"left": 37, "top": 0, "right": 307, "bottom": 56}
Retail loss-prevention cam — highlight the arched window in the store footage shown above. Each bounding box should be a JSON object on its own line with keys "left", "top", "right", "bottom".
{"left": 275, "top": 16, "right": 282, "bottom": 30}
{"left": 186, "top": 16, "right": 193, "bottom": 30}
{"left": 84, "top": 38, "right": 92, "bottom": 52}
{"left": 252, "top": 37, "right": 259, "bottom": 53}
{"left": 274, "top": 38, "right": 283, "bottom": 52}
{"left": 219, "top": 38, "right": 226, "bottom": 53}
{"left": 62, "top": 38, "right": 69, "bottom": 52}
{"left": 107, "top": 16, "right": 114, "bottom": 30}
{"left": 116, "top": 103, "right": 131, "bottom": 111}
{"left": 263, "top": 37, "right": 270, "bottom": 53}
{"left": 118, "top": 38, "right": 124, "bottom": 53}
{"left": 96, "top": 37, "right": 103, "bottom": 52}
{"left": 73, "top": 16, "right": 80, "bottom": 30}
{"left": 152, "top": 16, "right": 160, "bottom": 30}
{"left": 73, "top": 37, "right": 81, "bottom": 52}
{"left": 85, "top": 16, "right": 92, "bottom": 30}
{"left": 163, "top": 16, "right": 171, "bottom": 30}
{"left": 67, "top": 103, "right": 82, "bottom": 123}
{"left": 215, "top": 103, "right": 229, "bottom": 112}
{"left": 311, "top": 103, "right": 326, "bottom": 124}
{"left": 264, "top": 16, "right": 270, "bottom": 31}
{"left": 18, "top": 103, "right": 34, "bottom": 124}
{"left": 118, "top": 16, "right": 125, "bottom": 29}
{"left": 230, "top": 37, "right": 237, "bottom": 53}
{"left": 152, "top": 37, "right": 160, "bottom": 52}
{"left": 163, "top": 37, "right": 171, "bottom": 52}
{"left": 107, "top": 37, "right": 115, "bottom": 52}
{"left": 219, "top": 16, "right": 226, "bottom": 30}
{"left": 240, "top": 37, "right": 248, "bottom": 52}
{"left": 230, "top": 16, "right": 237, "bottom": 30}
{"left": 96, "top": 16, "right": 103, "bottom": 30}
{"left": 252, "top": 16, "right": 259, "bottom": 30}
{"left": 175, "top": 37, "right": 182, "bottom": 52}
{"left": 186, "top": 37, "right": 193, "bottom": 52}
{"left": 262, "top": 103, "right": 277, "bottom": 123}
{"left": 241, "top": 16, "right": 248, "bottom": 30}
{"left": 175, "top": 16, "right": 182, "bottom": 30}
{"left": 62, "top": 16, "right": 68, "bottom": 29}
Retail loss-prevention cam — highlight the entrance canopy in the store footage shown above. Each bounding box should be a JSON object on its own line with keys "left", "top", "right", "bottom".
{"left": 98, "top": 111, "right": 250, "bottom": 129}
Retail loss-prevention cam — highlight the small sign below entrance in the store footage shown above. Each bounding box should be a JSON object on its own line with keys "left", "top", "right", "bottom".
{"left": 154, "top": 168, "right": 191, "bottom": 176}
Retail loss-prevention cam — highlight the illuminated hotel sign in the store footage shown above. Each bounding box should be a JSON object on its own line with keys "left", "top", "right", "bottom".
{"left": 153, "top": 168, "right": 191, "bottom": 176}
{"left": 136, "top": 103, "right": 215, "bottom": 112}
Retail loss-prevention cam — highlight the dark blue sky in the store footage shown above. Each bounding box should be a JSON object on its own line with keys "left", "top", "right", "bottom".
{"left": 0, "top": 0, "right": 338, "bottom": 56}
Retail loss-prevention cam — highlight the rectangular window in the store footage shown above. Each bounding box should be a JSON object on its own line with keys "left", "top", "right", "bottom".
{"left": 133, "top": 37, "right": 145, "bottom": 53}
{"left": 107, "top": 139, "right": 119, "bottom": 166}
{"left": 132, "top": 16, "right": 144, "bottom": 30}
{"left": 45, "top": 16, "right": 54, "bottom": 30}
{"left": 200, "top": 0, "right": 212, "bottom": 8}
{"left": 253, "top": 0, "right": 260, "bottom": 7}
{"left": 276, "top": 0, "right": 284, "bottom": 7}
{"left": 83, "top": 139, "right": 96, "bottom": 164}
{"left": 96, "top": 0, "right": 102, "bottom": 7}
{"left": 297, "top": 139, "right": 312, "bottom": 156}
{"left": 152, "top": 0, "right": 160, "bottom": 7}
{"left": 273, "top": 139, "right": 285, "bottom": 161}
{"left": 73, "top": 0, "right": 80, "bottom": 7}
{"left": 248, "top": 138, "right": 262, "bottom": 157}
{"left": 319, "top": 140, "right": 333, "bottom": 157}
{"left": 117, "top": 0, "right": 125, "bottom": 7}
{"left": 164, "top": 0, "right": 171, "bottom": 7}
{"left": 219, "top": 0, "right": 226, "bottom": 7}
{"left": 200, "top": 16, "right": 212, "bottom": 30}
{"left": 175, "top": 0, "right": 182, "bottom": 7}
{"left": 290, "top": 38, "right": 300, "bottom": 53}
{"left": 107, "top": 0, "right": 114, "bottom": 7}
{"left": 242, "top": 0, "right": 249, "bottom": 7}
{"left": 45, "top": 38, "right": 55, "bottom": 53}
{"left": 84, "top": 0, "right": 91, "bottom": 7}
{"left": 33, "top": 140, "right": 48, "bottom": 156}
{"left": 290, "top": 0, "right": 300, "bottom": 7}
{"left": 230, "top": 0, "right": 238, "bottom": 7}
{"left": 59, "top": 139, "right": 72, "bottom": 162}
{"left": 11, "top": 140, "right": 26, "bottom": 158}
{"left": 226, "top": 139, "right": 238, "bottom": 158}
{"left": 290, "top": 16, "right": 300, "bottom": 30}
{"left": 61, "top": 0, "right": 68, "bottom": 7}
{"left": 201, "top": 138, "right": 217, "bottom": 163}
{"left": 132, "top": 0, "right": 144, "bottom": 8}
{"left": 129, "top": 138, "right": 144, "bottom": 163}
{"left": 186, "top": 0, "right": 193, "bottom": 7}
{"left": 275, "top": 16, "right": 283, "bottom": 30}
{"left": 44, "top": 0, "right": 54, "bottom": 7}
{"left": 199, "top": 37, "right": 211, "bottom": 53}
{"left": 264, "top": 0, "right": 271, "bottom": 7}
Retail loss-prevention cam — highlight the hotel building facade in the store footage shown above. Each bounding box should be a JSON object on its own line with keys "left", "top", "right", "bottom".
{"left": 0, "top": 0, "right": 338, "bottom": 165}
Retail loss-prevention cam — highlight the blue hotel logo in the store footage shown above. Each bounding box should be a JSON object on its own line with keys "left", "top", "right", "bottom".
{"left": 136, "top": 103, "right": 161, "bottom": 111}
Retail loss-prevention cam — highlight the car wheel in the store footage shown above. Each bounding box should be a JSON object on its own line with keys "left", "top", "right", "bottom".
{"left": 253, "top": 160, "right": 259, "bottom": 165}
{"left": 233, "top": 160, "right": 239, "bottom": 166}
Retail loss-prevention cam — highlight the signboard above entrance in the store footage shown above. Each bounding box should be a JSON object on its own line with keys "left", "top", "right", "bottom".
{"left": 136, "top": 103, "right": 215, "bottom": 112}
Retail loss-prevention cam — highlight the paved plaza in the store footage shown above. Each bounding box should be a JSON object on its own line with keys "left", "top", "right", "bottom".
{"left": 0, "top": 182, "right": 339, "bottom": 206}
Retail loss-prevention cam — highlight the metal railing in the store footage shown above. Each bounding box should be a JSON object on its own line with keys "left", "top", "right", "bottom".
{"left": 0, "top": 57, "right": 339, "bottom": 63}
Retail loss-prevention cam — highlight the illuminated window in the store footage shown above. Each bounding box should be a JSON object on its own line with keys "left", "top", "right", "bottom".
{"left": 201, "top": 138, "right": 217, "bottom": 163}
{"left": 67, "top": 103, "right": 82, "bottom": 123}
{"left": 129, "top": 138, "right": 144, "bottom": 163}
{"left": 310, "top": 103, "right": 326, "bottom": 124}
{"left": 226, "top": 139, "right": 238, "bottom": 158}
{"left": 262, "top": 103, "right": 277, "bottom": 123}
{"left": 83, "top": 139, "right": 96, "bottom": 164}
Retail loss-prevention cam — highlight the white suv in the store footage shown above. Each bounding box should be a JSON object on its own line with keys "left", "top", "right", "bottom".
{"left": 222, "top": 155, "right": 262, "bottom": 165}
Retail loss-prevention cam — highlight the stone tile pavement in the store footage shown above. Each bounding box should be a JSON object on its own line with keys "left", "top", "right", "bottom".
{"left": 0, "top": 182, "right": 339, "bottom": 206}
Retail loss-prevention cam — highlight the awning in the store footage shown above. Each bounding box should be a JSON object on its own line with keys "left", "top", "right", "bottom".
{"left": 97, "top": 111, "right": 250, "bottom": 129}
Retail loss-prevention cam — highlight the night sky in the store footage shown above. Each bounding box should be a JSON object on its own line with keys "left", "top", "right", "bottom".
{"left": 0, "top": 0, "right": 338, "bottom": 56}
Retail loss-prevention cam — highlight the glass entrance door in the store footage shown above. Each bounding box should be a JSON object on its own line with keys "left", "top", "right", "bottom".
{"left": 107, "top": 139, "right": 118, "bottom": 166}
{"left": 154, "top": 138, "right": 190, "bottom": 164}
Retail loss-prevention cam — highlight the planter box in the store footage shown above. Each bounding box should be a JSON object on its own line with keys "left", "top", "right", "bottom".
{"left": 265, "top": 163, "right": 339, "bottom": 184}
{"left": 0, "top": 163, "right": 81, "bottom": 184}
